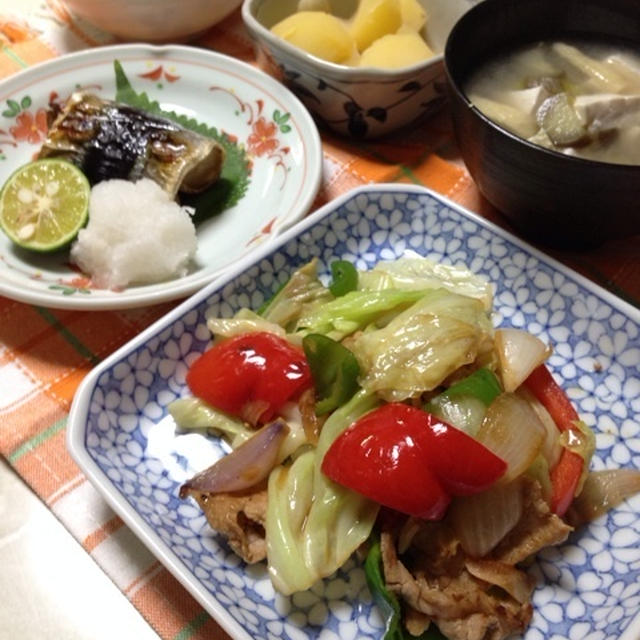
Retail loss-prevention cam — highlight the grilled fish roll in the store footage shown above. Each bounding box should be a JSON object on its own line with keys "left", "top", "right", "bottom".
{"left": 39, "top": 91, "right": 225, "bottom": 199}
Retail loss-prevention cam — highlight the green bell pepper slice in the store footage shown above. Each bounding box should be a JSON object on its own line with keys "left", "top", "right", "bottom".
{"left": 302, "top": 333, "right": 360, "bottom": 415}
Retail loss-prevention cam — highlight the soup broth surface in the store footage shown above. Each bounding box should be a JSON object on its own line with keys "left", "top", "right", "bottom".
{"left": 465, "top": 40, "right": 640, "bottom": 165}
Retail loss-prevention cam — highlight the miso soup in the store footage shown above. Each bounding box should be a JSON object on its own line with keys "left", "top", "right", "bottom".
{"left": 465, "top": 40, "right": 640, "bottom": 165}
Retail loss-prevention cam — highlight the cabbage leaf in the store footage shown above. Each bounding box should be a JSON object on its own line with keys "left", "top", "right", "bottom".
{"left": 352, "top": 288, "right": 494, "bottom": 401}
{"left": 296, "top": 288, "right": 428, "bottom": 340}
{"left": 266, "top": 390, "right": 381, "bottom": 594}
{"left": 260, "top": 259, "right": 333, "bottom": 330}
{"left": 206, "top": 308, "right": 286, "bottom": 339}
{"left": 168, "top": 397, "right": 252, "bottom": 447}
{"left": 358, "top": 256, "right": 494, "bottom": 310}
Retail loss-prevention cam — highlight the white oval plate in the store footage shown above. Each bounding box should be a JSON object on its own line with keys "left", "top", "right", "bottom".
{"left": 0, "top": 44, "right": 322, "bottom": 310}
{"left": 68, "top": 185, "right": 640, "bottom": 640}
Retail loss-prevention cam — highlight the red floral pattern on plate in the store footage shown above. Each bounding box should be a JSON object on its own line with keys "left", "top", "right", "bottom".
{"left": 247, "top": 117, "right": 279, "bottom": 156}
{"left": 9, "top": 108, "right": 48, "bottom": 144}
{"left": 138, "top": 65, "right": 180, "bottom": 83}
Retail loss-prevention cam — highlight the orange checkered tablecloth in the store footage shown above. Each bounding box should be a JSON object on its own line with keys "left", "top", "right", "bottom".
{"left": 0, "top": 2, "right": 638, "bottom": 640}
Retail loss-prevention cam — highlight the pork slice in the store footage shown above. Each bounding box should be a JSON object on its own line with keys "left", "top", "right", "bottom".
{"left": 437, "top": 609, "right": 532, "bottom": 640}
{"left": 381, "top": 530, "right": 531, "bottom": 640}
{"left": 465, "top": 558, "right": 534, "bottom": 605}
{"left": 404, "top": 519, "right": 466, "bottom": 577}
{"left": 403, "top": 604, "right": 432, "bottom": 637}
{"left": 380, "top": 478, "right": 572, "bottom": 640}
{"left": 491, "top": 477, "right": 573, "bottom": 565}
{"left": 188, "top": 486, "right": 268, "bottom": 564}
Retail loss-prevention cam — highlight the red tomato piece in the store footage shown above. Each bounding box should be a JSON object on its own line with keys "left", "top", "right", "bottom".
{"left": 524, "top": 364, "right": 585, "bottom": 515}
{"left": 322, "top": 404, "right": 451, "bottom": 519}
{"left": 322, "top": 403, "right": 506, "bottom": 519}
{"left": 186, "top": 332, "right": 312, "bottom": 425}
{"left": 421, "top": 414, "right": 507, "bottom": 496}
{"left": 524, "top": 364, "right": 580, "bottom": 432}
{"left": 550, "top": 448, "right": 584, "bottom": 516}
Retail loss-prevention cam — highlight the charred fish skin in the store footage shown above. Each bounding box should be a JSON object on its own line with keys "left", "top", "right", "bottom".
{"left": 39, "top": 92, "right": 225, "bottom": 199}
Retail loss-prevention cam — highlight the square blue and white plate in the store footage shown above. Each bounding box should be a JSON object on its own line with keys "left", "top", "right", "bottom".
{"left": 67, "top": 185, "right": 640, "bottom": 640}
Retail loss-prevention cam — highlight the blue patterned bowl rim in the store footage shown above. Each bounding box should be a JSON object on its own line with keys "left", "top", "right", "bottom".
{"left": 68, "top": 184, "right": 640, "bottom": 640}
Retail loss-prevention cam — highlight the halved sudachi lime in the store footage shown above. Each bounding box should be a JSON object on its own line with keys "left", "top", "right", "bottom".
{"left": 0, "top": 158, "right": 90, "bottom": 252}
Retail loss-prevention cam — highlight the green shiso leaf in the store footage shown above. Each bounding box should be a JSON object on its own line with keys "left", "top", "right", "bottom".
{"left": 113, "top": 60, "right": 251, "bottom": 220}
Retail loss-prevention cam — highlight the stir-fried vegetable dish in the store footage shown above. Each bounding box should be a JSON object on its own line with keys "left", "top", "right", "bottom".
{"left": 172, "top": 256, "right": 640, "bottom": 640}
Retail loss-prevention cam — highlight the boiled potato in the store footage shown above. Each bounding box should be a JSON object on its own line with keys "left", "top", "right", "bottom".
{"left": 359, "top": 31, "right": 434, "bottom": 68}
{"left": 270, "top": 0, "right": 433, "bottom": 69}
{"left": 271, "top": 11, "right": 356, "bottom": 64}
{"left": 349, "top": 0, "right": 403, "bottom": 53}
{"left": 296, "top": 0, "right": 331, "bottom": 10}
{"left": 400, "top": 0, "right": 427, "bottom": 32}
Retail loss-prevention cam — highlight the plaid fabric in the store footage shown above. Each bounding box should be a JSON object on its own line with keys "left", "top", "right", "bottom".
{"left": 0, "top": 4, "right": 638, "bottom": 639}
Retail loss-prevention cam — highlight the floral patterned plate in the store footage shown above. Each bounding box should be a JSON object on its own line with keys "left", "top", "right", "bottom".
{"left": 68, "top": 185, "right": 640, "bottom": 640}
{"left": 0, "top": 44, "right": 322, "bottom": 309}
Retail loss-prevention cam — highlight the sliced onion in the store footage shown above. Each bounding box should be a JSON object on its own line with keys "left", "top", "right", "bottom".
{"left": 241, "top": 399, "right": 271, "bottom": 426}
{"left": 297, "top": 388, "right": 322, "bottom": 446}
{"left": 465, "top": 558, "right": 534, "bottom": 604}
{"left": 495, "top": 328, "right": 551, "bottom": 392}
{"left": 179, "top": 420, "right": 289, "bottom": 498}
{"left": 277, "top": 401, "right": 313, "bottom": 460}
{"left": 430, "top": 394, "right": 488, "bottom": 437}
{"left": 397, "top": 517, "right": 422, "bottom": 554}
{"left": 566, "top": 469, "right": 640, "bottom": 527}
{"left": 517, "top": 387, "right": 563, "bottom": 469}
{"left": 449, "top": 479, "right": 524, "bottom": 557}
{"left": 477, "top": 393, "right": 546, "bottom": 482}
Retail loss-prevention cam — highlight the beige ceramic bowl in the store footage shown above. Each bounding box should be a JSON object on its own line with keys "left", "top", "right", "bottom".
{"left": 242, "top": 0, "right": 475, "bottom": 138}
{"left": 62, "top": 0, "right": 243, "bottom": 42}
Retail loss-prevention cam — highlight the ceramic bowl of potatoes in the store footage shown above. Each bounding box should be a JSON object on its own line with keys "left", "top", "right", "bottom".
{"left": 242, "top": 0, "right": 475, "bottom": 138}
